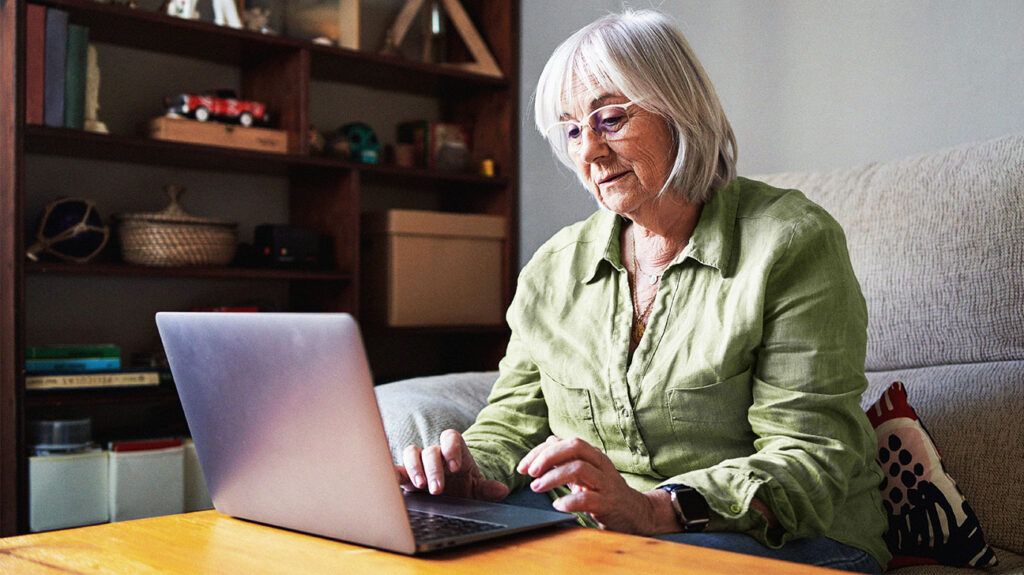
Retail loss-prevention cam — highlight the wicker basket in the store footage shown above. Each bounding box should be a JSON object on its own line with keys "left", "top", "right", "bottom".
{"left": 116, "top": 185, "right": 238, "bottom": 267}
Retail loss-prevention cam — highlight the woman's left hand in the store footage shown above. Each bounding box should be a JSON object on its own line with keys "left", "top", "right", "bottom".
{"left": 516, "top": 435, "right": 662, "bottom": 534}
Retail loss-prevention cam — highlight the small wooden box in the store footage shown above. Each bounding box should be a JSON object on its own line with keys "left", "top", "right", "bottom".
{"left": 362, "top": 210, "right": 506, "bottom": 327}
{"left": 146, "top": 116, "right": 288, "bottom": 154}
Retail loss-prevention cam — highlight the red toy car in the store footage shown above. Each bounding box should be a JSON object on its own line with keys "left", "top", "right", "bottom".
{"left": 164, "top": 90, "right": 270, "bottom": 127}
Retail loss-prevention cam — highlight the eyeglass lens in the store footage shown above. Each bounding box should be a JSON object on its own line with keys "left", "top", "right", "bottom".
{"left": 555, "top": 105, "right": 631, "bottom": 147}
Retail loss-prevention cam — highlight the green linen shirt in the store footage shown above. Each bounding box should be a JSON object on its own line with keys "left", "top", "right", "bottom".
{"left": 462, "top": 177, "right": 891, "bottom": 566}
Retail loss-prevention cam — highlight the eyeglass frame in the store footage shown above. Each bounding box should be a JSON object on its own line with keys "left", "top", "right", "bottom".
{"left": 544, "top": 101, "right": 639, "bottom": 154}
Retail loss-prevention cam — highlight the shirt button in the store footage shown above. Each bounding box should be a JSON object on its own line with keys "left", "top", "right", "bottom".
{"left": 730, "top": 504, "right": 742, "bottom": 514}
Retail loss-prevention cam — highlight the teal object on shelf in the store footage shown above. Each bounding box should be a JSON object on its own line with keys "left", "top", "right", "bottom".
{"left": 340, "top": 122, "right": 380, "bottom": 164}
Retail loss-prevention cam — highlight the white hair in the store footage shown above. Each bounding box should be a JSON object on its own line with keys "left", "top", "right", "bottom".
{"left": 534, "top": 9, "right": 737, "bottom": 203}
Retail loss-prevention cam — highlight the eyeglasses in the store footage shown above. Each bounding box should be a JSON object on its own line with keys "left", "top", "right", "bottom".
{"left": 544, "top": 102, "right": 637, "bottom": 154}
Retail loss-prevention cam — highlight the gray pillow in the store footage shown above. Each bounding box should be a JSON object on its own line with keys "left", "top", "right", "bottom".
{"left": 375, "top": 371, "right": 497, "bottom": 463}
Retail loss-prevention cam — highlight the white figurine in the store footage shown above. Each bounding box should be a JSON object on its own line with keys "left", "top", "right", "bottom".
{"left": 83, "top": 45, "right": 108, "bottom": 134}
{"left": 164, "top": 0, "right": 199, "bottom": 19}
{"left": 212, "top": 0, "right": 242, "bottom": 29}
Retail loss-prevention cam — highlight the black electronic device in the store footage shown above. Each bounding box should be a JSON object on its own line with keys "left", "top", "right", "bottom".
{"left": 252, "top": 224, "right": 322, "bottom": 268}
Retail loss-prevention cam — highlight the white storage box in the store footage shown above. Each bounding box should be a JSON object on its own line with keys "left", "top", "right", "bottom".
{"left": 29, "top": 449, "right": 109, "bottom": 532}
{"left": 183, "top": 439, "right": 213, "bottom": 511}
{"left": 108, "top": 442, "right": 184, "bottom": 522}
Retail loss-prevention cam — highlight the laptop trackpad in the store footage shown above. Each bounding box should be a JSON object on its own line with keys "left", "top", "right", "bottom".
{"left": 403, "top": 492, "right": 505, "bottom": 517}
{"left": 403, "top": 491, "right": 570, "bottom": 530}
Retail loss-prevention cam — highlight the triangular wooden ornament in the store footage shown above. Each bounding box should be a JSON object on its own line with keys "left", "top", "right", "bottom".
{"left": 382, "top": 0, "right": 503, "bottom": 78}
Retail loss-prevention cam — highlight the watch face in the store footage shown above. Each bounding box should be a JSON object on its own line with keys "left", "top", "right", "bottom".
{"left": 665, "top": 486, "right": 709, "bottom": 532}
{"left": 675, "top": 488, "right": 710, "bottom": 521}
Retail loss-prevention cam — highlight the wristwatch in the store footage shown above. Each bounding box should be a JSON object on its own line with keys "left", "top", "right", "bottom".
{"left": 658, "top": 484, "right": 710, "bottom": 532}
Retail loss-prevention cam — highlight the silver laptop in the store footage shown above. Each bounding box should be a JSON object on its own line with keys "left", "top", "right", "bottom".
{"left": 155, "top": 312, "right": 572, "bottom": 554}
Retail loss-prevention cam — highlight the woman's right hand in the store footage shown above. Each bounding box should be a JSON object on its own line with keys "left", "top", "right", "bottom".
{"left": 395, "top": 429, "right": 510, "bottom": 501}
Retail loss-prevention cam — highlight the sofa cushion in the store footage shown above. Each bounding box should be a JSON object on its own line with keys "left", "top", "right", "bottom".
{"left": 757, "top": 133, "right": 1024, "bottom": 372}
{"left": 375, "top": 371, "right": 498, "bottom": 464}
{"left": 867, "top": 382, "right": 997, "bottom": 568}
{"left": 892, "top": 547, "right": 1024, "bottom": 575}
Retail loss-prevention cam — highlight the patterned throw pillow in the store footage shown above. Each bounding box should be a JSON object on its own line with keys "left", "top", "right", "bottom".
{"left": 866, "top": 381, "right": 998, "bottom": 569}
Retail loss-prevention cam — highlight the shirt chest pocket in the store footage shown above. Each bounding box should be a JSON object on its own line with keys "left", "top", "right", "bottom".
{"left": 539, "top": 369, "right": 607, "bottom": 450}
{"left": 665, "top": 369, "right": 754, "bottom": 441}
{"left": 540, "top": 369, "right": 593, "bottom": 420}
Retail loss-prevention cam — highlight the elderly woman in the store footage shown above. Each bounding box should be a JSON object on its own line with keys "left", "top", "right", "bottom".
{"left": 397, "top": 9, "right": 888, "bottom": 573}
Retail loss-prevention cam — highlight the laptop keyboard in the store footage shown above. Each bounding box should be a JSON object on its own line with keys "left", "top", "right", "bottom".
{"left": 408, "top": 509, "right": 506, "bottom": 541}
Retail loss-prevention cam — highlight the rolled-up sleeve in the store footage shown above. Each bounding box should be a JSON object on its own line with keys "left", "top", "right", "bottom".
{"left": 662, "top": 211, "right": 877, "bottom": 547}
{"left": 463, "top": 282, "right": 552, "bottom": 492}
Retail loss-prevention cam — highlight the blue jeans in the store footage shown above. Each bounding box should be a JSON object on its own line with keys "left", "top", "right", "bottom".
{"left": 503, "top": 489, "right": 882, "bottom": 574}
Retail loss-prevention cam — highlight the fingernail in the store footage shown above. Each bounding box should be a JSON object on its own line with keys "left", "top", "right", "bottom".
{"left": 530, "top": 480, "right": 541, "bottom": 492}
{"left": 413, "top": 474, "right": 424, "bottom": 488}
{"left": 430, "top": 480, "right": 439, "bottom": 493}
{"left": 448, "top": 460, "right": 458, "bottom": 473}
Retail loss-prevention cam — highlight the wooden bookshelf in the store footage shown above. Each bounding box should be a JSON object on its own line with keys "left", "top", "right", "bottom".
{"left": 0, "top": 0, "right": 519, "bottom": 535}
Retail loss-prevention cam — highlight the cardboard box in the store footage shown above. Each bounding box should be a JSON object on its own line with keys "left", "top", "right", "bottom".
{"left": 362, "top": 210, "right": 506, "bottom": 327}
{"left": 146, "top": 116, "right": 288, "bottom": 154}
{"left": 284, "top": 0, "right": 360, "bottom": 50}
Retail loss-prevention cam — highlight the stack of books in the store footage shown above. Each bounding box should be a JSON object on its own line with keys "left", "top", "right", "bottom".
{"left": 25, "top": 5, "right": 91, "bottom": 129}
{"left": 25, "top": 344, "right": 167, "bottom": 391}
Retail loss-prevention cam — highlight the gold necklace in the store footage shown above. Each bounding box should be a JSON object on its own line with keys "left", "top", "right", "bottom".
{"left": 630, "top": 228, "right": 659, "bottom": 344}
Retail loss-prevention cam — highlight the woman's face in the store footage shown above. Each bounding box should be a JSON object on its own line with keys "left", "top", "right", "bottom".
{"left": 565, "top": 85, "right": 676, "bottom": 216}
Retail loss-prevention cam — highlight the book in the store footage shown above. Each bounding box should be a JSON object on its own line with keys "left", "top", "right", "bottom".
{"left": 25, "top": 357, "right": 122, "bottom": 374}
{"left": 43, "top": 8, "right": 69, "bottom": 128}
{"left": 27, "top": 343, "right": 121, "bottom": 360}
{"left": 64, "top": 24, "right": 89, "bottom": 130}
{"left": 109, "top": 438, "right": 183, "bottom": 453}
{"left": 26, "top": 369, "right": 163, "bottom": 391}
{"left": 25, "top": 4, "right": 47, "bottom": 125}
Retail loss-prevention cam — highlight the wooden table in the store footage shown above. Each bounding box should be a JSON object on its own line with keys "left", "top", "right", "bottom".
{"left": 0, "top": 511, "right": 842, "bottom": 574}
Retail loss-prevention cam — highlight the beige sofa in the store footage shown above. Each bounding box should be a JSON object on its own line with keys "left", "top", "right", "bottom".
{"left": 376, "top": 133, "right": 1024, "bottom": 573}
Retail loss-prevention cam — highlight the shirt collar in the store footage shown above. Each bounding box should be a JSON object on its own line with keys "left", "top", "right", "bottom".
{"left": 580, "top": 178, "right": 741, "bottom": 284}
{"left": 685, "top": 177, "right": 740, "bottom": 277}
{"left": 579, "top": 211, "right": 625, "bottom": 284}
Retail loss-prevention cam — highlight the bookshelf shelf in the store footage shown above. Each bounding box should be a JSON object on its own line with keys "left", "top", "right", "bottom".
{"left": 24, "top": 386, "right": 180, "bottom": 408}
{"left": 25, "top": 262, "right": 353, "bottom": 282}
{"left": 25, "top": 126, "right": 509, "bottom": 189}
{"left": 32, "top": 0, "right": 508, "bottom": 94}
